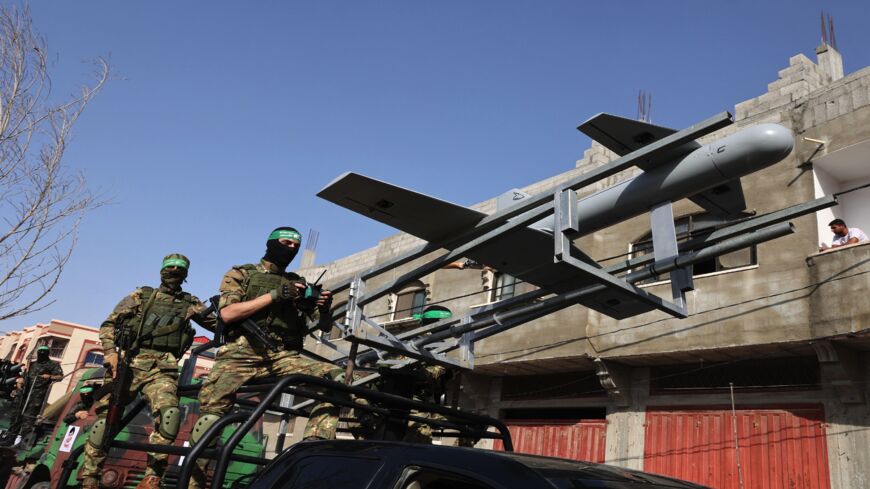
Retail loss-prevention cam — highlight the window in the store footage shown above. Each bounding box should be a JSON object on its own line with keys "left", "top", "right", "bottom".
{"left": 490, "top": 273, "right": 517, "bottom": 302}
{"left": 812, "top": 138, "right": 870, "bottom": 249}
{"left": 14, "top": 341, "right": 29, "bottom": 363}
{"left": 4, "top": 343, "right": 17, "bottom": 361}
{"left": 83, "top": 350, "right": 104, "bottom": 367}
{"left": 630, "top": 212, "right": 756, "bottom": 284}
{"left": 393, "top": 281, "right": 427, "bottom": 320}
{"left": 33, "top": 336, "right": 69, "bottom": 359}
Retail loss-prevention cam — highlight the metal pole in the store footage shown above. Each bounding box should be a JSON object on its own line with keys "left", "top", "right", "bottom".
{"left": 345, "top": 343, "right": 358, "bottom": 385}
{"left": 730, "top": 383, "right": 745, "bottom": 489}
{"left": 415, "top": 223, "right": 794, "bottom": 347}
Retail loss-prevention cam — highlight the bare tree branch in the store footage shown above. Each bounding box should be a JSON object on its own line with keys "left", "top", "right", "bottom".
{"left": 0, "top": 6, "right": 108, "bottom": 321}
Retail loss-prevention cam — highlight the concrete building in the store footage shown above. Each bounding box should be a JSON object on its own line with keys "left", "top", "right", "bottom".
{"left": 0, "top": 320, "right": 102, "bottom": 404}
{"left": 0, "top": 321, "right": 215, "bottom": 405}
{"left": 297, "top": 42, "right": 870, "bottom": 489}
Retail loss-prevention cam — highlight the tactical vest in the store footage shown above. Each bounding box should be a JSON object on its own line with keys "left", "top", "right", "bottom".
{"left": 240, "top": 265, "right": 306, "bottom": 350}
{"left": 128, "top": 286, "right": 195, "bottom": 355}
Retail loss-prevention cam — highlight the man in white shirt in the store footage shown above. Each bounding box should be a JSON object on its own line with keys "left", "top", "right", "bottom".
{"left": 819, "top": 219, "right": 869, "bottom": 251}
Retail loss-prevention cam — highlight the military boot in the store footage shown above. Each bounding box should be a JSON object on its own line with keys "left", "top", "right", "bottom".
{"left": 135, "top": 475, "right": 161, "bottom": 489}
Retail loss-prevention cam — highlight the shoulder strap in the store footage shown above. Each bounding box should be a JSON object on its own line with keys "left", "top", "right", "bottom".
{"left": 138, "top": 286, "right": 154, "bottom": 304}
{"left": 133, "top": 287, "right": 160, "bottom": 349}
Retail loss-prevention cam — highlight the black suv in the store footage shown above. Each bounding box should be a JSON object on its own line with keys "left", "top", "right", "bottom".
{"left": 248, "top": 440, "right": 710, "bottom": 489}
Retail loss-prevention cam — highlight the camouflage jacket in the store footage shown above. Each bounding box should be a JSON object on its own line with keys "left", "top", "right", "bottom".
{"left": 100, "top": 286, "right": 217, "bottom": 352}
{"left": 25, "top": 358, "right": 63, "bottom": 391}
{"left": 219, "top": 259, "right": 319, "bottom": 334}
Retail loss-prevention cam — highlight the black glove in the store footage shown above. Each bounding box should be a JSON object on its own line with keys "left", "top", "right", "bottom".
{"left": 318, "top": 292, "right": 333, "bottom": 311}
{"left": 270, "top": 283, "right": 295, "bottom": 303}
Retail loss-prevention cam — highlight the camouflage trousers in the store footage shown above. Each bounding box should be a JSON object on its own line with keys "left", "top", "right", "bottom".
{"left": 403, "top": 409, "right": 447, "bottom": 444}
{"left": 79, "top": 350, "right": 181, "bottom": 482}
{"left": 189, "top": 336, "right": 344, "bottom": 489}
{"left": 7, "top": 387, "right": 49, "bottom": 438}
{"left": 199, "top": 335, "right": 344, "bottom": 439}
{"left": 405, "top": 364, "right": 448, "bottom": 444}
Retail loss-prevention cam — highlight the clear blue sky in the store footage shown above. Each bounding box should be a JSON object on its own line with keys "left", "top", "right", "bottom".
{"left": 3, "top": 1, "right": 869, "bottom": 332}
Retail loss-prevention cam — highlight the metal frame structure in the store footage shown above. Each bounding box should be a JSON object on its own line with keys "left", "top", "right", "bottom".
{"left": 56, "top": 364, "right": 513, "bottom": 489}
{"left": 321, "top": 197, "right": 836, "bottom": 386}
{"left": 311, "top": 113, "right": 836, "bottom": 384}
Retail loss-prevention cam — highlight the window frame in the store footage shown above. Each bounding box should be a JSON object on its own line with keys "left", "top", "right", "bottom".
{"left": 490, "top": 272, "right": 517, "bottom": 302}
{"left": 391, "top": 281, "right": 428, "bottom": 321}
{"left": 33, "top": 336, "right": 69, "bottom": 360}
{"left": 83, "top": 350, "right": 104, "bottom": 367}
{"left": 629, "top": 212, "right": 758, "bottom": 285}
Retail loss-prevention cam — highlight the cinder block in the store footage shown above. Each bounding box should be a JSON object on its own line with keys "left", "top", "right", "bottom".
{"left": 812, "top": 102, "right": 827, "bottom": 127}
{"left": 735, "top": 98, "right": 760, "bottom": 119}
{"left": 836, "top": 94, "right": 852, "bottom": 117}
{"left": 800, "top": 106, "right": 814, "bottom": 130}
{"left": 825, "top": 100, "right": 840, "bottom": 120}
{"left": 778, "top": 65, "right": 805, "bottom": 79}
{"left": 769, "top": 73, "right": 810, "bottom": 91}
{"left": 780, "top": 82, "right": 810, "bottom": 100}
{"left": 789, "top": 53, "right": 815, "bottom": 69}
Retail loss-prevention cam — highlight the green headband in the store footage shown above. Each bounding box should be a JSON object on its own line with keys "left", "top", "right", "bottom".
{"left": 162, "top": 257, "right": 189, "bottom": 269}
{"left": 80, "top": 386, "right": 94, "bottom": 394}
{"left": 268, "top": 229, "right": 302, "bottom": 242}
{"left": 37, "top": 345, "right": 50, "bottom": 351}
{"left": 413, "top": 309, "right": 453, "bottom": 321}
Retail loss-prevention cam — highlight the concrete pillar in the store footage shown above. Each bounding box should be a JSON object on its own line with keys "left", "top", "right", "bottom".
{"left": 816, "top": 44, "right": 844, "bottom": 84}
{"left": 604, "top": 367, "right": 647, "bottom": 471}
{"left": 823, "top": 393, "right": 870, "bottom": 489}
{"left": 299, "top": 249, "right": 316, "bottom": 269}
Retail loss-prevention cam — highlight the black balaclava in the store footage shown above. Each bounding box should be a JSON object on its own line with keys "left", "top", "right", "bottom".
{"left": 36, "top": 347, "right": 50, "bottom": 362}
{"left": 263, "top": 227, "right": 302, "bottom": 270}
{"left": 160, "top": 253, "right": 190, "bottom": 292}
{"left": 79, "top": 387, "right": 94, "bottom": 407}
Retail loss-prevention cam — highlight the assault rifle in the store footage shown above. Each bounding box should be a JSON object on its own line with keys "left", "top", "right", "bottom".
{"left": 209, "top": 295, "right": 279, "bottom": 352}
{"left": 101, "top": 325, "right": 136, "bottom": 451}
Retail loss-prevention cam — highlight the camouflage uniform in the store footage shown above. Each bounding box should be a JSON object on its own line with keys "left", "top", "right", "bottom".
{"left": 198, "top": 260, "right": 343, "bottom": 438}
{"left": 5, "top": 357, "right": 63, "bottom": 440}
{"left": 79, "top": 285, "right": 215, "bottom": 485}
{"left": 403, "top": 364, "right": 448, "bottom": 443}
{"left": 188, "top": 260, "right": 342, "bottom": 488}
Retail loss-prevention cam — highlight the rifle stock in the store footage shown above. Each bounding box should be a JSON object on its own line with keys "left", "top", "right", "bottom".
{"left": 101, "top": 331, "right": 134, "bottom": 452}
{"left": 209, "top": 295, "right": 278, "bottom": 352}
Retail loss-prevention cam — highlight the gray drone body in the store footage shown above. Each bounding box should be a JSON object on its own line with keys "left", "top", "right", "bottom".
{"left": 531, "top": 123, "right": 794, "bottom": 237}
{"left": 318, "top": 113, "right": 797, "bottom": 320}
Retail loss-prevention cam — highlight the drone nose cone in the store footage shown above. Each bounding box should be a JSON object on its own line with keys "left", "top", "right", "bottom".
{"left": 711, "top": 123, "right": 794, "bottom": 179}
{"left": 753, "top": 123, "right": 795, "bottom": 162}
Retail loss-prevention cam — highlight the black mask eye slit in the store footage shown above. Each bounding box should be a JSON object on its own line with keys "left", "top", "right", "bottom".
{"left": 264, "top": 240, "right": 298, "bottom": 269}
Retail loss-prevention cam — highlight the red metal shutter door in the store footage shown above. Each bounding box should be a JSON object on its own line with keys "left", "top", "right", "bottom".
{"left": 643, "top": 405, "right": 830, "bottom": 489}
{"left": 494, "top": 419, "right": 606, "bottom": 462}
